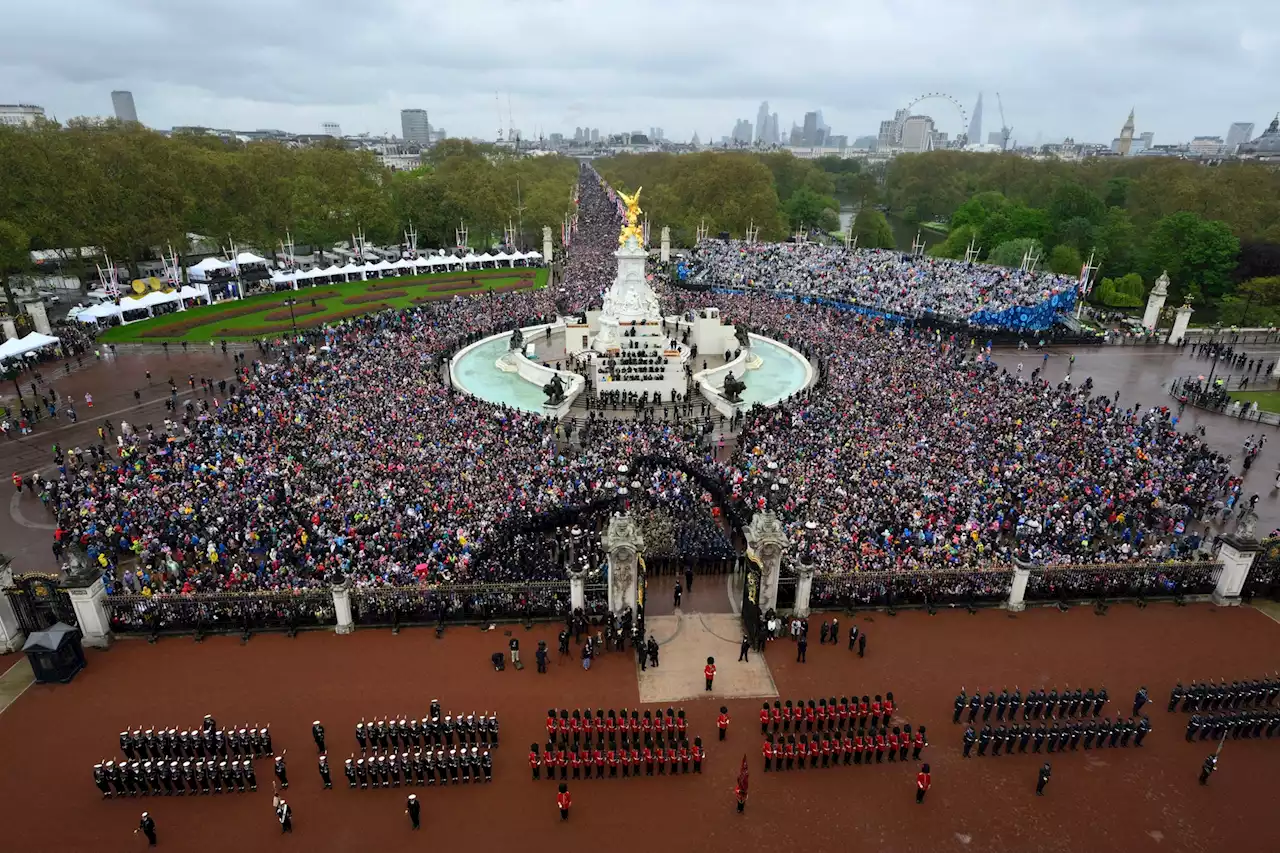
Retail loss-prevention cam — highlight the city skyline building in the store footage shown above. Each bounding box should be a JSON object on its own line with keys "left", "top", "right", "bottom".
{"left": 900, "top": 115, "right": 935, "bottom": 153}
{"left": 321, "top": 122, "right": 341, "bottom": 137}
{"left": 731, "top": 118, "right": 753, "bottom": 145}
{"left": 111, "top": 90, "right": 137, "bottom": 123}
{"left": 968, "top": 92, "right": 983, "bottom": 148}
{"left": 0, "top": 103, "right": 45, "bottom": 126}
{"left": 1117, "top": 108, "right": 1135, "bottom": 155}
{"left": 400, "top": 108, "right": 430, "bottom": 145}
{"left": 1226, "top": 121, "right": 1255, "bottom": 153}
{"left": 755, "top": 101, "right": 770, "bottom": 144}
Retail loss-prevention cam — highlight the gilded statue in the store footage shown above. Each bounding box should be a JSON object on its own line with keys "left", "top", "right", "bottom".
{"left": 618, "top": 187, "right": 644, "bottom": 245}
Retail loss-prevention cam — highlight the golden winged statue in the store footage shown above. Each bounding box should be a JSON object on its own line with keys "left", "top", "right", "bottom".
{"left": 618, "top": 187, "right": 644, "bottom": 245}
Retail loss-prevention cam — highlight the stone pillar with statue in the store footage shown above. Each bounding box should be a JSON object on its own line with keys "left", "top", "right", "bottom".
{"left": 1141, "top": 271, "right": 1170, "bottom": 331}
{"left": 660, "top": 226, "right": 671, "bottom": 263}
{"left": 542, "top": 226, "right": 554, "bottom": 268}
{"left": 602, "top": 515, "right": 645, "bottom": 614}
{"left": 744, "top": 512, "right": 788, "bottom": 615}
{"left": 0, "top": 561, "right": 26, "bottom": 653}
{"left": 330, "top": 578, "right": 354, "bottom": 634}
{"left": 1212, "top": 510, "right": 1262, "bottom": 606}
{"left": 21, "top": 298, "right": 52, "bottom": 335}
{"left": 1167, "top": 296, "right": 1194, "bottom": 345}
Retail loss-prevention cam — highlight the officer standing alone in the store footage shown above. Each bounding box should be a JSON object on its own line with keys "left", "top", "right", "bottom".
{"left": 405, "top": 793, "right": 421, "bottom": 830}
{"left": 1036, "top": 762, "right": 1051, "bottom": 796}
{"left": 134, "top": 812, "right": 157, "bottom": 847}
{"left": 312, "top": 721, "right": 326, "bottom": 753}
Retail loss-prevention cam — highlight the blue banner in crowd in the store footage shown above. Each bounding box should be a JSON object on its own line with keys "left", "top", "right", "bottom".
{"left": 677, "top": 262, "right": 689, "bottom": 281}
{"left": 967, "top": 287, "right": 1077, "bottom": 332}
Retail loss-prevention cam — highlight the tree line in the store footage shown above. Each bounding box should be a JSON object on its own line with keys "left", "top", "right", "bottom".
{"left": 884, "top": 150, "right": 1280, "bottom": 321}
{"left": 0, "top": 121, "right": 578, "bottom": 308}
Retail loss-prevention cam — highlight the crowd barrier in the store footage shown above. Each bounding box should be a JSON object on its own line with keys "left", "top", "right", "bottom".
{"left": 105, "top": 590, "right": 335, "bottom": 639}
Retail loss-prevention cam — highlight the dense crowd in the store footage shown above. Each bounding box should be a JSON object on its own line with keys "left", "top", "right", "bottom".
{"left": 689, "top": 240, "right": 1078, "bottom": 323}
{"left": 39, "top": 164, "right": 1235, "bottom": 609}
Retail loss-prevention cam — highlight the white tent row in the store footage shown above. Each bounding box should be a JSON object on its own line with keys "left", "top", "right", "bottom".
{"left": 268, "top": 250, "right": 542, "bottom": 287}
{"left": 72, "top": 284, "right": 212, "bottom": 324}
{"left": 0, "top": 331, "right": 61, "bottom": 362}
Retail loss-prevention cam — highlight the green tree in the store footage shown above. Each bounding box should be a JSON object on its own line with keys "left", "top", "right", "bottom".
{"left": 851, "top": 208, "right": 895, "bottom": 249}
{"left": 1093, "top": 207, "right": 1137, "bottom": 279}
{"left": 1141, "top": 212, "right": 1240, "bottom": 299}
{"left": 988, "top": 238, "right": 1041, "bottom": 269}
{"left": 949, "top": 192, "right": 1007, "bottom": 232}
{"left": 784, "top": 186, "right": 839, "bottom": 231}
{"left": 1047, "top": 182, "right": 1104, "bottom": 228}
{"left": 929, "top": 224, "right": 977, "bottom": 259}
{"left": 1048, "top": 244, "right": 1083, "bottom": 276}
{"left": 0, "top": 220, "right": 30, "bottom": 312}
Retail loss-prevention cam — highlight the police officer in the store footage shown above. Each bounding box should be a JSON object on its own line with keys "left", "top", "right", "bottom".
{"left": 318, "top": 754, "right": 332, "bottom": 789}
{"left": 406, "top": 793, "right": 421, "bottom": 830}
{"left": 312, "top": 721, "right": 326, "bottom": 754}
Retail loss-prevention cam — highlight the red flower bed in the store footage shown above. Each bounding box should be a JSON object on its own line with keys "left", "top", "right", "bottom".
{"left": 343, "top": 290, "right": 406, "bottom": 304}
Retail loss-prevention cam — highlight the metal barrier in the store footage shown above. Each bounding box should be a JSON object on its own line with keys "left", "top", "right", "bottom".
{"left": 808, "top": 568, "right": 1015, "bottom": 611}
{"left": 1170, "top": 375, "right": 1280, "bottom": 425}
{"left": 1023, "top": 561, "right": 1222, "bottom": 604}
{"left": 5, "top": 572, "right": 78, "bottom": 635}
{"left": 105, "top": 590, "right": 334, "bottom": 638}
{"left": 351, "top": 582, "right": 572, "bottom": 627}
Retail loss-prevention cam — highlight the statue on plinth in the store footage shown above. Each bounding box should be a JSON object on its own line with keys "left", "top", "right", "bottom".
{"left": 507, "top": 327, "right": 525, "bottom": 352}
{"left": 1153, "top": 270, "right": 1170, "bottom": 297}
{"left": 1235, "top": 508, "right": 1259, "bottom": 541}
{"left": 617, "top": 188, "right": 644, "bottom": 246}
{"left": 722, "top": 371, "right": 746, "bottom": 403}
{"left": 734, "top": 325, "right": 751, "bottom": 350}
{"left": 543, "top": 374, "right": 567, "bottom": 405}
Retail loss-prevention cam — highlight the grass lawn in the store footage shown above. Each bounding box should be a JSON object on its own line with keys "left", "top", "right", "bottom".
{"left": 99, "top": 268, "right": 547, "bottom": 343}
{"left": 1229, "top": 390, "right": 1280, "bottom": 413}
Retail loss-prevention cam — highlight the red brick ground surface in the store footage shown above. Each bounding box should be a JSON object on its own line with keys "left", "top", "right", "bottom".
{"left": 0, "top": 602, "right": 1276, "bottom": 853}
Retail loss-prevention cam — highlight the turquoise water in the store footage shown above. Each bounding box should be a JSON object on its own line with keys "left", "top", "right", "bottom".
{"left": 739, "top": 337, "right": 810, "bottom": 407}
{"left": 452, "top": 333, "right": 811, "bottom": 413}
{"left": 452, "top": 335, "right": 548, "bottom": 412}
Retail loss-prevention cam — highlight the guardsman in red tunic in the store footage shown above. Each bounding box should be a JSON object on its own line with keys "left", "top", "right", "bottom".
{"left": 705, "top": 656, "right": 717, "bottom": 691}
{"left": 770, "top": 702, "right": 782, "bottom": 733}
{"left": 556, "top": 746, "right": 568, "bottom": 780}
{"left": 693, "top": 737, "right": 704, "bottom": 773}
{"left": 871, "top": 696, "right": 883, "bottom": 727}
{"left": 859, "top": 695, "right": 870, "bottom": 721}
{"left": 875, "top": 728, "right": 887, "bottom": 764}
{"left": 593, "top": 746, "right": 605, "bottom": 779}
{"left": 680, "top": 741, "right": 690, "bottom": 774}
{"left": 842, "top": 732, "right": 854, "bottom": 765}
{"left": 529, "top": 744, "right": 541, "bottom": 781}
{"left": 656, "top": 741, "right": 667, "bottom": 775}
{"left": 913, "top": 726, "right": 928, "bottom": 760}
{"left": 608, "top": 710, "right": 619, "bottom": 738}
{"left": 545, "top": 741, "right": 557, "bottom": 781}
{"left": 804, "top": 701, "right": 817, "bottom": 732}
{"left": 557, "top": 711, "right": 569, "bottom": 740}
{"left": 783, "top": 701, "right": 794, "bottom": 732}
{"left": 853, "top": 732, "right": 865, "bottom": 765}
{"left": 570, "top": 747, "right": 583, "bottom": 780}
{"left": 839, "top": 697, "right": 851, "bottom": 731}
{"left": 643, "top": 740, "right": 654, "bottom": 776}
{"left": 888, "top": 727, "right": 900, "bottom": 762}
{"left": 606, "top": 746, "right": 618, "bottom": 778}
{"left": 797, "top": 735, "right": 809, "bottom": 770}
{"left": 884, "top": 692, "right": 896, "bottom": 720}
{"left": 545, "top": 712, "right": 557, "bottom": 742}
{"left": 557, "top": 783, "right": 572, "bottom": 821}
{"left": 784, "top": 736, "right": 796, "bottom": 770}
{"left": 818, "top": 699, "right": 829, "bottom": 731}
{"left": 808, "top": 735, "right": 821, "bottom": 768}
{"left": 760, "top": 703, "right": 771, "bottom": 735}
{"left": 630, "top": 744, "right": 641, "bottom": 776}
{"left": 916, "top": 763, "right": 931, "bottom": 804}
{"left": 762, "top": 735, "right": 773, "bottom": 772}
{"left": 717, "top": 707, "right": 730, "bottom": 742}
{"left": 640, "top": 711, "right": 652, "bottom": 737}
{"left": 570, "top": 711, "right": 582, "bottom": 746}
{"left": 583, "top": 710, "right": 595, "bottom": 740}
{"left": 676, "top": 710, "right": 688, "bottom": 739}
{"left": 821, "top": 734, "right": 833, "bottom": 768}
{"left": 667, "top": 743, "right": 679, "bottom": 775}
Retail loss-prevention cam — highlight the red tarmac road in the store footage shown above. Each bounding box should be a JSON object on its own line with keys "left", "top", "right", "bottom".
{"left": 0, "top": 603, "right": 1277, "bottom": 853}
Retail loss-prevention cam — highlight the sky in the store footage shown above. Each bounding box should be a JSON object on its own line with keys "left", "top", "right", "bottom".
{"left": 4, "top": 0, "right": 1278, "bottom": 146}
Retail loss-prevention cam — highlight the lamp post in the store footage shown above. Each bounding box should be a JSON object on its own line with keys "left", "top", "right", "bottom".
{"left": 283, "top": 297, "right": 298, "bottom": 336}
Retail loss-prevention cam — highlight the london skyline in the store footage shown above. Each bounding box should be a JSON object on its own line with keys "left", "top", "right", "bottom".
{"left": 5, "top": 0, "right": 1277, "bottom": 144}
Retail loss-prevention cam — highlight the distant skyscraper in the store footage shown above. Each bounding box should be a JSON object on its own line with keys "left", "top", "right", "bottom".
{"left": 755, "top": 101, "right": 770, "bottom": 144}
{"left": 801, "top": 112, "right": 820, "bottom": 146}
{"left": 987, "top": 131, "right": 1004, "bottom": 146}
{"left": 968, "top": 93, "right": 983, "bottom": 147}
{"left": 590, "top": 128, "right": 599, "bottom": 143}
{"left": 1117, "top": 109, "right": 1135, "bottom": 156}
{"left": 731, "top": 119, "right": 753, "bottom": 145}
{"left": 401, "top": 109, "right": 430, "bottom": 145}
{"left": 900, "top": 116, "right": 936, "bottom": 153}
{"left": 322, "top": 122, "right": 342, "bottom": 137}
{"left": 111, "top": 90, "right": 138, "bottom": 123}
{"left": 1226, "top": 122, "right": 1254, "bottom": 153}
{"left": 768, "top": 112, "right": 779, "bottom": 144}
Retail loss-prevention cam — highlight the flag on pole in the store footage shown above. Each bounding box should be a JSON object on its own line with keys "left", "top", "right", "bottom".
{"left": 1078, "top": 261, "right": 1091, "bottom": 296}
{"left": 736, "top": 754, "right": 749, "bottom": 797}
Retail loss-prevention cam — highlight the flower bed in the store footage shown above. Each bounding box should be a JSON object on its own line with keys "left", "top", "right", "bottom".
{"left": 215, "top": 303, "right": 393, "bottom": 337}
{"left": 261, "top": 304, "right": 327, "bottom": 322}
{"left": 343, "top": 290, "right": 406, "bottom": 305}
{"left": 136, "top": 292, "right": 339, "bottom": 338}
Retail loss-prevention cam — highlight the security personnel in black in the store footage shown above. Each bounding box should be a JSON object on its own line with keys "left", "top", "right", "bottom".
{"left": 967, "top": 693, "right": 981, "bottom": 723}
{"left": 1032, "top": 723, "right": 1047, "bottom": 753}
{"left": 1018, "top": 724, "right": 1032, "bottom": 753}
{"left": 982, "top": 691, "right": 995, "bottom": 722}
{"left": 312, "top": 721, "right": 326, "bottom": 754}
{"left": 1094, "top": 688, "right": 1108, "bottom": 717}
{"left": 991, "top": 725, "right": 1006, "bottom": 756}
{"left": 962, "top": 726, "right": 976, "bottom": 758}
{"left": 318, "top": 754, "right": 332, "bottom": 789}
{"left": 977, "top": 724, "right": 992, "bottom": 756}
{"left": 1010, "top": 688, "right": 1022, "bottom": 721}
{"left": 94, "top": 762, "right": 110, "bottom": 798}
{"left": 1135, "top": 716, "right": 1151, "bottom": 746}
{"left": 996, "top": 690, "right": 1009, "bottom": 721}
{"left": 274, "top": 751, "right": 289, "bottom": 789}
{"left": 1168, "top": 682, "right": 1183, "bottom": 713}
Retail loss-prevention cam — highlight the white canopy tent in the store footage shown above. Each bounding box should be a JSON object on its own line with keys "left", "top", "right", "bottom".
{"left": 234, "top": 251, "right": 269, "bottom": 267}
{"left": 188, "top": 257, "right": 231, "bottom": 281}
{"left": 0, "top": 331, "right": 61, "bottom": 362}
{"left": 524, "top": 250, "right": 542, "bottom": 260}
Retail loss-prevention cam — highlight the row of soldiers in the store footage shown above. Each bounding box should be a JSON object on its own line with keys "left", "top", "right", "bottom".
{"left": 1184, "top": 710, "right": 1280, "bottom": 741}
{"left": 954, "top": 687, "right": 1111, "bottom": 723}
{"left": 963, "top": 716, "right": 1151, "bottom": 756}
{"left": 530, "top": 737, "right": 705, "bottom": 779}
{"left": 93, "top": 758, "right": 257, "bottom": 797}
{"left": 333, "top": 747, "right": 493, "bottom": 787}
{"left": 758, "top": 695, "right": 897, "bottom": 733}
{"left": 118, "top": 716, "right": 271, "bottom": 762}
{"left": 352, "top": 709, "right": 500, "bottom": 755}
{"left": 762, "top": 725, "right": 927, "bottom": 769}
{"left": 1169, "top": 678, "right": 1280, "bottom": 713}
{"left": 545, "top": 707, "right": 693, "bottom": 746}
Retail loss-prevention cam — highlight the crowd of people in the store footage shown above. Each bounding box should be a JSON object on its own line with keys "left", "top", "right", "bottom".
{"left": 31, "top": 163, "right": 1246, "bottom": 620}
{"left": 688, "top": 239, "right": 1079, "bottom": 324}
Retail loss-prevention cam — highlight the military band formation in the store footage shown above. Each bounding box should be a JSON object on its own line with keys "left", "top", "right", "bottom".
{"left": 532, "top": 707, "right": 706, "bottom": 779}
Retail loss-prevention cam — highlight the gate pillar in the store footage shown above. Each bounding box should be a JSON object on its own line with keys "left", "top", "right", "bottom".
{"left": 744, "top": 512, "right": 788, "bottom": 615}
{"left": 794, "top": 565, "right": 815, "bottom": 618}
{"left": 0, "top": 564, "right": 25, "bottom": 653}
{"left": 331, "top": 582, "right": 354, "bottom": 634}
{"left": 64, "top": 573, "right": 113, "bottom": 648}
{"left": 1008, "top": 562, "right": 1032, "bottom": 612}
{"left": 568, "top": 568, "right": 587, "bottom": 613}
{"left": 1214, "top": 533, "right": 1260, "bottom": 606}
{"left": 602, "top": 515, "right": 644, "bottom": 614}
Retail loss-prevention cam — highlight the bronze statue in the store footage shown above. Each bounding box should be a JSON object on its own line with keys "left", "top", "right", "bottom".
{"left": 507, "top": 327, "right": 525, "bottom": 352}
{"left": 734, "top": 325, "right": 751, "bottom": 350}
{"left": 543, "top": 374, "right": 567, "bottom": 405}
{"left": 722, "top": 371, "right": 746, "bottom": 403}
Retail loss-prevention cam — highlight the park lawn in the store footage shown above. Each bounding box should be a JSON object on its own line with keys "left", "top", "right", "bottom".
{"left": 99, "top": 268, "right": 547, "bottom": 342}
{"left": 1229, "top": 390, "right": 1280, "bottom": 414}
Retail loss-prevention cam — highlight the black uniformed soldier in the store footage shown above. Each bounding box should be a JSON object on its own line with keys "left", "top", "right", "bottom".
{"left": 1133, "top": 687, "right": 1149, "bottom": 717}
{"left": 181, "top": 762, "right": 195, "bottom": 795}
{"left": 1135, "top": 716, "right": 1151, "bottom": 746}
{"left": 1046, "top": 722, "right": 1060, "bottom": 753}
{"left": 1068, "top": 722, "right": 1081, "bottom": 751}
{"left": 356, "top": 758, "right": 368, "bottom": 789}
{"left": 355, "top": 721, "right": 368, "bottom": 755}
{"left": 1036, "top": 762, "right": 1051, "bottom": 796}
{"left": 482, "top": 749, "right": 493, "bottom": 782}
{"left": 1045, "top": 689, "right": 1058, "bottom": 719}
{"left": 405, "top": 793, "right": 421, "bottom": 829}
{"left": 967, "top": 693, "right": 981, "bottom": 723}
{"left": 202, "top": 714, "right": 216, "bottom": 735}
{"left": 121, "top": 731, "right": 135, "bottom": 760}
{"left": 1010, "top": 688, "right": 1022, "bottom": 721}
{"left": 1068, "top": 688, "right": 1082, "bottom": 717}
{"left": 93, "top": 762, "right": 109, "bottom": 798}
{"left": 1031, "top": 723, "right": 1046, "bottom": 753}
{"left": 953, "top": 689, "right": 966, "bottom": 724}
{"left": 344, "top": 758, "right": 356, "bottom": 788}
{"left": 170, "top": 762, "right": 184, "bottom": 796}
{"left": 996, "top": 690, "right": 1009, "bottom": 721}
{"left": 313, "top": 721, "right": 326, "bottom": 754}
{"left": 977, "top": 724, "right": 992, "bottom": 756}
{"left": 1018, "top": 724, "right": 1032, "bottom": 753}
{"left": 1023, "top": 690, "right": 1037, "bottom": 721}
{"left": 1057, "top": 690, "right": 1070, "bottom": 718}
{"left": 991, "top": 725, "right": 1006, "bottom": 756}
{"left": 1108, "top": 718, "right": 1123, "bottom": 748}
{"left": 1168, "top": 682, "right": 1183, "bottom": 713}
{"left": 318, "top": 754, "right": 332, "bottom": 789}
{"left": 274, "top": 751, "right": 289, "bottom": 789}
{"left": 1199, "top": 754, "right": 1216, "bottom": 785}
{"left": 982, "top": 691, "right": 995, "bottom": 722}
{"left": 962, "top": 726, "right": 975, "bottom": 758}
{"left": 244, "top": 759, "right": 257, "bottom": 792}
{"left": 1094, "top": 687, "right": 1109, "bottom": 717}
{"left": 135, "top": 812, "right": 157, "bottom": 847}
{"left": 158, "top": 760, "right": 173, "bottom": 796}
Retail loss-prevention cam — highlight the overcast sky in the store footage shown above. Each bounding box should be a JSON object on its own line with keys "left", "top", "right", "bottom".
{"left": 4, "top": 0, "right": 1278, "bottom": 146}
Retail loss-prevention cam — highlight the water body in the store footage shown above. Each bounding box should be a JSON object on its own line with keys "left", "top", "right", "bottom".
{"left": 837, "top": 205, "right": 945, "bottom": 253}
{"left": 452, "top": 333, "right": 810, "bottom": 413}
